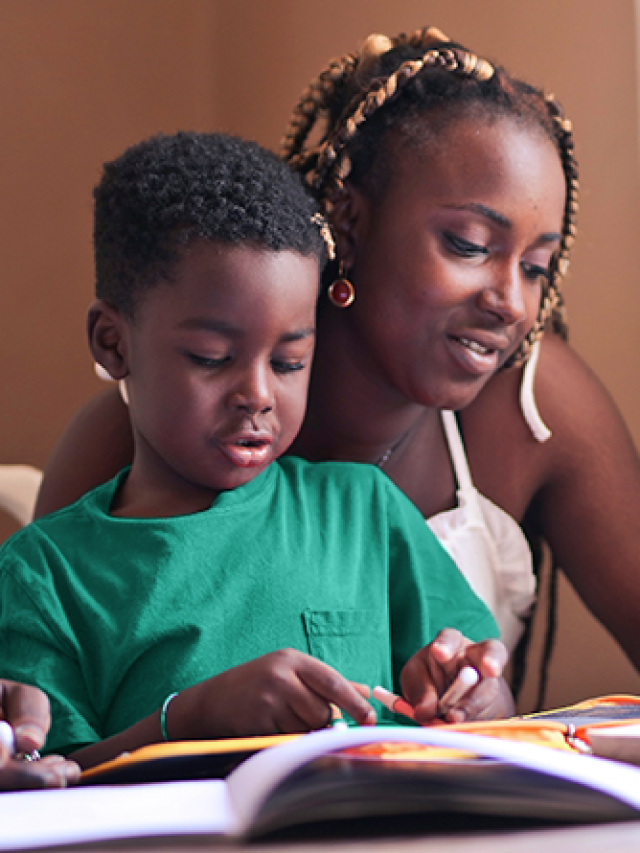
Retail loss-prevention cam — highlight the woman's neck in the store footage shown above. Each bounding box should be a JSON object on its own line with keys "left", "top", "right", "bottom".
{"left": 292, "top": 306, "right": 441, "bottom": 467}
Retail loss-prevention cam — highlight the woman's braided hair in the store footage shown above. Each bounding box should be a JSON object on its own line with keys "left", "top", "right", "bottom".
{"left": 281, "top": 27, "right": 578, "bottom": 368}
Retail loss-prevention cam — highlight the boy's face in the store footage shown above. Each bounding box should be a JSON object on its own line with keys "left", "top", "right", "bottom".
{"left": 119, "top": 241, "right": 318, "bottom": 512}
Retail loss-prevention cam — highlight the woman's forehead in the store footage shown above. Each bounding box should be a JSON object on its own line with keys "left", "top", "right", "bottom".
{"left": 363, "top": 116, "right": 565, "bottom": 233}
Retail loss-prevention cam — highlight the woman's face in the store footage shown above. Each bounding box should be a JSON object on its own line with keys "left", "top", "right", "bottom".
{"left": 339, "top": 115, "right": 566, "bottom": 412}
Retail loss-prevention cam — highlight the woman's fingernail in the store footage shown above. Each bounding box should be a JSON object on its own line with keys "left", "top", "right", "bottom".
{"left": 14, "top": 724, "right": 45, "bottom": 749}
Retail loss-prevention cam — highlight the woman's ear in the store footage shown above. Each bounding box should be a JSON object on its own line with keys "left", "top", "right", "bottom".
{"left": 87, "top": 300, "right": 130, "bottom": 381}
{"left": 329, "top": 183, "right": 371, "bottom": 269}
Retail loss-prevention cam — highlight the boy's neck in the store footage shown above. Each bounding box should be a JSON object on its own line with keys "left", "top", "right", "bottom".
{"left": 110, "top": 470, "right": 219, "bottom": 519}
{"left": 108, "top": 443, "right": 234, "bottom": 518}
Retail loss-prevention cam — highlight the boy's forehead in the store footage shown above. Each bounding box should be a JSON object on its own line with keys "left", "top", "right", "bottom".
{"left": 139, "top": 239, "right": 319, "bottom": 326}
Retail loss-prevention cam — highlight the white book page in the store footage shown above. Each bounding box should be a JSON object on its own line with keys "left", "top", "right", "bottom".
{"left": 0, "top": 779, "right": 231, "bottom": 851}
{"left": 227, "top": 725, "right": 640, "bottom": 831}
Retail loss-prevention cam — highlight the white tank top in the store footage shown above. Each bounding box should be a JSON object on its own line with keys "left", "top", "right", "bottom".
{"left": 426, "top": 341, "right": 548, "bottom": 650}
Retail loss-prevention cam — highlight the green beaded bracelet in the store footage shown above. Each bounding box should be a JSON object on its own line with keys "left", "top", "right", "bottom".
{"left": 160, "top": 692, "right": 179, "bottom": 741}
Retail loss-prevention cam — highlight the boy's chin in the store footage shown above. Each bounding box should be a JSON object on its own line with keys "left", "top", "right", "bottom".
{"left": 209, "top": 462, "right": 273, "bottom": 492}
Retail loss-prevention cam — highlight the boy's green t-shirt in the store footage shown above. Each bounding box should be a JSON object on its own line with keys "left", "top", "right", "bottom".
{"left": 0, "top": 457, "right": 498, "bottom": 754}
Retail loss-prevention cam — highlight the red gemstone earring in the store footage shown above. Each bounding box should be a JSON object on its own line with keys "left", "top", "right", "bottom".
{"left": 327, "top": 263, "right": 355, "bottom": 308}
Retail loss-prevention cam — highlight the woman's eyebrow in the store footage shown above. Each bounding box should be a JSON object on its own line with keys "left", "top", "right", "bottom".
{"left": 447, "top": 202, "right": 561, "bottom": 242}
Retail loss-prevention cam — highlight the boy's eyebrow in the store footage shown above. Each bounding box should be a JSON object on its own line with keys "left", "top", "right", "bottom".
{"left": 178, "top": 318, "right": 315, "bottom": 341}
{"left": 281, "top": 328, "right": 316, "bottom": 342}
{"left": 447, "top": 202, "right": 562, "bottom": 242}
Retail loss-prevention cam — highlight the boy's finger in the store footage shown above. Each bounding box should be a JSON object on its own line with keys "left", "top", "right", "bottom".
{"left": 300, "top": 660, "right": 376, "bottom": 726}
{"left": 443, "top": 677, "right": 502, "bottom": 723}
{"left": 462, "top": 639, "right": 508, "bottom": 678}
{"left": 399, "top": 651, "right": 440, "bottom": 717}
{"left": 428, "top": 628, "right": 468, "bottom": 666}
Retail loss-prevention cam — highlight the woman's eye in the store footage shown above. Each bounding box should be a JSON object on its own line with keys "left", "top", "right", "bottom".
{"left": 521, "top": 262, "right": 550, "bottom": 284}
{"left": 188, "top": 353, "right": 230, "bottom": 369}
{"left": 271, "top": 360, "right": 306, "bottom": 375}
{"left": 444, "top": 232, "right": 489, "bottom": 258}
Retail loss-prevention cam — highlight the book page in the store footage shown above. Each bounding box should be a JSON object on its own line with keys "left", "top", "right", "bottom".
{"left": 0, "top": 779, "right": 231, "bottom": 850}
{"left": 226, "top": 725, "right": 640, "bottom": 833}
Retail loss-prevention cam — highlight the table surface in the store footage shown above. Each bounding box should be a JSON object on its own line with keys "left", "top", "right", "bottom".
{"left": 27, "top": 820, "right": 640, "bottom": 853}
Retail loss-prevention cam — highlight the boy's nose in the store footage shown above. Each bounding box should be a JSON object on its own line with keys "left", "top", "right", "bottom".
{"left": 228, "top": 367, "right": 274, "bottom": 415}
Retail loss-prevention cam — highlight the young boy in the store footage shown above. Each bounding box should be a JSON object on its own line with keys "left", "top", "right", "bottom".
{"left": 0, "top": 132, "right": 512, "bottom": 770}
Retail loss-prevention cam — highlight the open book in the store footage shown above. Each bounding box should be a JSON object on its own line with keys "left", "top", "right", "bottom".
{"left": 5, "top": 723, "right": 640, "bottom": 849}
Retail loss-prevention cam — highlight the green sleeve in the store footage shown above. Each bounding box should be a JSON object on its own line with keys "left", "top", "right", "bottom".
{"left": 0, "top": 530, "right": 101, "bottom": 755}
{"left": 384, "top": 479, "right": 499, "bottom": 693}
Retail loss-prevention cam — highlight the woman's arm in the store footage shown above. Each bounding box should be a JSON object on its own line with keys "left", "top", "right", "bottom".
{"left": 466, "top": 335, "right": 640, "bottom": 672}
{"left": 526, "top": 337, "right": 640, "bottom": 670}
{"left": 34, "top": 388, "right": 134, "bottom": 518}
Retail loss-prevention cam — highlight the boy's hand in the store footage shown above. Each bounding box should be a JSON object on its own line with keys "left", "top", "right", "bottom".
{"left": 400, "top": 629, "right": 514, "bottom": 725}
{"left": 167, "top": 649, "right": 377, "bottom": 739}
{"left": 0, "top": 680, "right": 81, "bottom": 789}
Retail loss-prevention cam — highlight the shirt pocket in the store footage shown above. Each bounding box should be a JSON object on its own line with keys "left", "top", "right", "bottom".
{"left": 301, "top": 609, "right": 391, "bottom": 688}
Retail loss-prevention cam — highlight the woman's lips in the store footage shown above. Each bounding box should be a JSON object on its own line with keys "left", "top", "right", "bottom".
{"left": 446, "top": 333, "right": 505, "bottom": 375}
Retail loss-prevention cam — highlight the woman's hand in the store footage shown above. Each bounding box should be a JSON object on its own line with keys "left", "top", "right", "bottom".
{"left": 400, "top": 629, "right": 514, "bottom": 725}
{"left": 0, "top": 680, "right": 80, "bottom": 789}
{"left": 167, "top": 649, "right": 377, "bottom": 739}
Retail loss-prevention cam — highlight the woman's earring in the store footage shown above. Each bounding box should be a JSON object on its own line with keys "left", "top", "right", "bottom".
{"left": 327, "top": 263, "right": 356, "bottom": 308}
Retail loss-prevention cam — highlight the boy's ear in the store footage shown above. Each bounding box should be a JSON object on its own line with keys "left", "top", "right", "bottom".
{"left": 87, "top": 300, "right": 130, "bottom": 381}
{"left": 329, "top": 183, "right": 370, "bottom": 269}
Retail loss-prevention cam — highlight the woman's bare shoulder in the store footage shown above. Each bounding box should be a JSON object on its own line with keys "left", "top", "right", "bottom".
{"left": 461, "top": 334, "right": 639, "bottom": 517}
{"left": 34, "top": 388, "right": 134, "bottom": 518}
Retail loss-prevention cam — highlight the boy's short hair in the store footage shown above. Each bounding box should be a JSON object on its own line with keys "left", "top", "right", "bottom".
{"left": 94, "top": 132, "right": 326, "bottom": 316}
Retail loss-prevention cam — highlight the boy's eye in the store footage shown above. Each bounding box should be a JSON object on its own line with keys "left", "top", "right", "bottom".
{"left": 188, "top": 353, "right": 231, "bottom": 369}
{"left": 271, "top": 359, "right": 306, "bottom": 375}
{"left": 444, "top": 231, "right": 489, "bottom": 258}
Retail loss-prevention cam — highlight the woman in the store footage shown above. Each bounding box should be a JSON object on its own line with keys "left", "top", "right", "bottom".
{"left": 34, "top": 28, "right": 640, "bottom": 703}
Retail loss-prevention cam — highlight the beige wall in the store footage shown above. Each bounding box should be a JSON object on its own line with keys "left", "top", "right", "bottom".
{"left": 1, "top": 0, "right": 639, "bottom": 710}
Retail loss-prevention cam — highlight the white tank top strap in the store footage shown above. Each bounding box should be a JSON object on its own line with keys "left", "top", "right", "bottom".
{"left": 430, "top": 409, "right": 537, "bottom": 651}
{"left": 440, "top": 409, "right": 474, "bottom": 492}
{"left": 519, "top": 340, "right": 551, "bottom": 443}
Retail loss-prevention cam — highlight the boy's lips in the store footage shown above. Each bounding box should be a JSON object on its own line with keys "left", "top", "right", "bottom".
{"left": 217, "top": 433, "right": 274, "bottom": 468}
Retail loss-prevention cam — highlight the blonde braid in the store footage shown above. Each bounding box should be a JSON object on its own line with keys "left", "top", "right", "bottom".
{"left": 508, "top": 96, "right": 578, "bottom": 367}
{"left": 313, "top": 41, "right": 494, "bottom": 213}
{"left": 280, "top": 52, "right": 358, "bottom": 177}
{"left": 280, "top": 27, "right": 464, "bottom": 191}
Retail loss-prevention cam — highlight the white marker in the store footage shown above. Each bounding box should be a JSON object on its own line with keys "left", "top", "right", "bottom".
{"left": 0, "top": 721, "right": 16, "bottom": 756}
{"left": 438, "top": 666, "right": 479, "bottom": 716}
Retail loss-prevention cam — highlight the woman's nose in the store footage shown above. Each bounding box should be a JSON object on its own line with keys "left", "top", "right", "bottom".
{"left": 477, "top": 264, "right": 528, "bottom": 326}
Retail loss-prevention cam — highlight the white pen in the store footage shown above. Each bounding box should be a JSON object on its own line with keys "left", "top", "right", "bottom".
{"left": 438, "top": 666, "right": 479, "bottom": 716}
{"left": 0, "top": 721, "right": 16, "bottom": 756}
